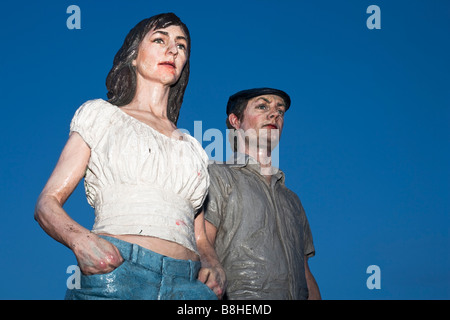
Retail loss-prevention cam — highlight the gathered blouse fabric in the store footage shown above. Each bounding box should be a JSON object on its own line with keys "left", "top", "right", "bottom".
{"left": 69, "top": 99, "right": 210, "bottom": 255}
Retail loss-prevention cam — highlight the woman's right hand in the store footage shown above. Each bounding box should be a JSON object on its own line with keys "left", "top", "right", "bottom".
{"left": 72, "top": 234, "right": 124, "bottom": 275}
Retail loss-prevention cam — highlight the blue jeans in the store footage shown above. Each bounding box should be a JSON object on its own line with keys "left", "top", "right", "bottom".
{"left": 65, "top": 236, "right": 218, "bottom": 300}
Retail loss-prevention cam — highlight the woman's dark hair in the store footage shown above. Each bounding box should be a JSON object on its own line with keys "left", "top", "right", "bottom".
{"left": 106, "top": 13, "right": 190, "bottom": 125}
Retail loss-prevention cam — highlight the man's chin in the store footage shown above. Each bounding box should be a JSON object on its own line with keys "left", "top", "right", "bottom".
{"left": 247, "top": 139, "right": 280, "bottom": 153}
{"left": 258, "top": 131, "right": 280, "bottom": 147}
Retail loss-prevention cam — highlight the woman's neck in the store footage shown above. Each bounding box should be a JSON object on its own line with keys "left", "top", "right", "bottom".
{"left": 126, "top": 77, "right": 170, "bottom": 119}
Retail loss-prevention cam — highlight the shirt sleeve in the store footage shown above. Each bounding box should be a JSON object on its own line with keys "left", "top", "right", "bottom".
{"left": 188, "top": 137, "right": 211, "bottom": 213}
{"left": 303, "top": 215, "right": 315, "bottom": 258}
{"left": 203, "top": 164, "right": 229, "bottom": 229}
{"left": 69, "top": 99, "right": 106, "bottom": 149}
{"left": 298, "top": 200, "right": 315, "bottom": 258}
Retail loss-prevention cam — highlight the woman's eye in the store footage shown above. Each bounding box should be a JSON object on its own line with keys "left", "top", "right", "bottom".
{"left": 153, "top": 38, "right": 164, "bottom": 44}
{"left": 176, "top": 43, "right": 186, "bottom": 50}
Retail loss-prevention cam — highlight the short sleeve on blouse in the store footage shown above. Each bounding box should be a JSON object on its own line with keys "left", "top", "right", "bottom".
{"left": 70, "top": 99, "right": 108, "bottom": 149}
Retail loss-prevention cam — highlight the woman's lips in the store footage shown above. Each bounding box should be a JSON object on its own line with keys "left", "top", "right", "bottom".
{"left": 159, "top": 61, "right": 176, "bottom": 69}
{"left": 263, "top": 124, "right": 278, "bottom": 129}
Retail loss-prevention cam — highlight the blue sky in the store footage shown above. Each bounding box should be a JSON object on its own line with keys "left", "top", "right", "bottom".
{"left": 0, "top": 0, "right": 448, "bottom": 299}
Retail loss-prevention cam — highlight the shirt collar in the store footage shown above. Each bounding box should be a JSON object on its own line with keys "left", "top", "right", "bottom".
{"left": 226, "top": 152, "right": 285, "bottom": 183}
{"left": 226, "top": 152, "right": 253, "bottom": 167}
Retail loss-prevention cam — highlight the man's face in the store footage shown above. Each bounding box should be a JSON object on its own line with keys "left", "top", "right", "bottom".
{"left": 230, "top": 94, "right": 286, "bottom": 151}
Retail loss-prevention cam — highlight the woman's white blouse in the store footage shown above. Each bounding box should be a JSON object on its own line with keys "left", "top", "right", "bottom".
{"left": 70, "top": 99, "right": 209, "bottom": 254}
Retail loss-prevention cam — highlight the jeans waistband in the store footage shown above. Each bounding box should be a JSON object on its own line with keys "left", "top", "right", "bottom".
{"left": 99, "top": 235, "right": 201, "bottom": 281}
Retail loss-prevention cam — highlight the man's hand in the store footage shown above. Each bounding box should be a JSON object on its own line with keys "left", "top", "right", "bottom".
{"left": 198, "top": 265, "right": 227, "bottom": 299}
{"left": 195, "top": 210, "right": 227, "bottom": 298}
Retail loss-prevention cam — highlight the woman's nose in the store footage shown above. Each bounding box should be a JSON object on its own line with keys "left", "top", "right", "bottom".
{"left": 167, "top": 42, "right": 178, "bottom": 56}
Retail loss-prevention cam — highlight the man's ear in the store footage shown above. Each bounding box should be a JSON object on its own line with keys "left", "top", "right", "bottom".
{"left": 228, "top": 113, "right": 240, "bottom": 129}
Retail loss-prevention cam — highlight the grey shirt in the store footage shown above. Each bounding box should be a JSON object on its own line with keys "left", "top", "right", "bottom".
{"left": 204, "top": 153, "right": 315, "bottom": 300}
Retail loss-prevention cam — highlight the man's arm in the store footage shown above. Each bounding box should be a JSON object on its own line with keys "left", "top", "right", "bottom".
{"left": 304, "top": 256, "right": 321, "bottom": 300}
{"left": 204, "top": 218, "right": 218, "bottom": 246}
{"left": 195, "top": 210, "right": 227, "bottom": 299}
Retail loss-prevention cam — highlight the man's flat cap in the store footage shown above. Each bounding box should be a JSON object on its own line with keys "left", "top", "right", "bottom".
{"left": 226, "top": 88, "right": 291, "bottom": 115}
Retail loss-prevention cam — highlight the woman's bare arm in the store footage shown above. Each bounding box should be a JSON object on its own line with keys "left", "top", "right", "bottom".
{"left": 35, "top": 132, "right": 123, "bottom": 275}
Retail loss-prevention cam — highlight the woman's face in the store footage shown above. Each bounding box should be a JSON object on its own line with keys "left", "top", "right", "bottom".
{"left": 132, "top": 25, "right": 188, "bottom": 87}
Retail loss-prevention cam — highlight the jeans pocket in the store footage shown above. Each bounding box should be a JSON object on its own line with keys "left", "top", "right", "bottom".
{"left": 67, "top": 261, "right": 130, "bottom": 300}
{"left": 81, "top": 260, "right": 128, "bottom": 285}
